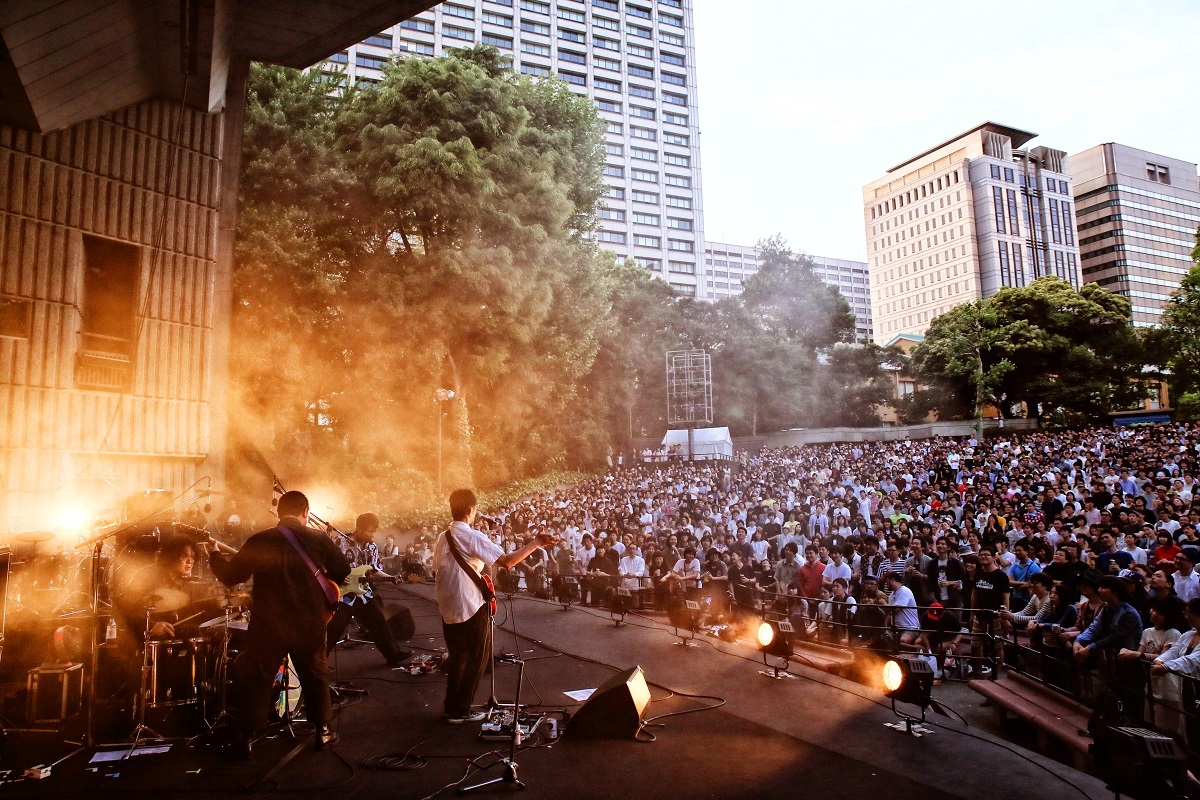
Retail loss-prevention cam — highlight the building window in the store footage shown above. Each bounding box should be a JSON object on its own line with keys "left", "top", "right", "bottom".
{"left": 606, "top": 121, "right": 623, "bottom": 134}
{"left": 660, "top": 13, "right": 683, "bottom": 26}
{"left": 990, "top": 164, "right": 1000, "bottom": 180}
{"left": 670, "top": 283, "right": 696, "bottom": 296}
{"left": 629, "top": 64, "right": 654, "bottom": 79}
{"left": 1006, "top": 189, "right": 1020, "bottom": 236}
{"left": 627, "top": 43, "right": 654, "bottom": 59}
{"left": 663, "top": 111, "right": 687, "bottom": 125}
{"left": 667, "top": 217, "right": 692, "bottom": 231}
{"left": 522, "top": 41, "right": 550, "bottom": 56}
{"left": 668, "top": 261, "right": 696, "bottom": 274}
{"left": 1062, "top": 202, "right": 1074, "bottom": 246}
{"left": 598, "top": 208, "right": 626, "bottom": 222}
{"left": 593, "top": 15, "right": 619, "bottom": 30}
{"left": 631, "top": 147, "right": 657, "bottom": 161}
{"left": 633, "top": 212, "right": 660, "bottom": 225}
{"left": 597, "top": 230, "right": 627, "bottom": 244}
{"left": 0, "top": 297, "right": 33, "bottom": 339}
{"left": 447, "top": 4, "right": 475, "bottom": 18}
{"left": 660, "top": 0, "right": 682, "bottom": 7}
{"left": 559, "top": 70, "right": 586, "bottom": 85}
{"left": 559, "top": 28, "right": 586, "bottom": 43}
{"left": 596, "top": 77, "right": 621, "bottom": 92}
{"left": 605, "top": 143, "right": 624, "bottom": 156}
{"left": 664, "top": 173, "right": 689, "bottom": 188}
{"left": 78, "top": 235, "right": 140, "bottom": 389}
{"left": 998, "top": 242, "right": 1012, "bottom": 287}
{"left": 628, "top": 24, "right": 652, "bottom": 38}
{"left": 629, "top": 85, "right": 654, "bottom": 99}
{"left": 1147, "top": 162, "right": 1171, "bottom": 184}
{"left": 559, "top": 50, "right": 586, "bottom": 64}
{"left": 660, "top": 51, "right": 685, "bottom": 66}
{"left": 603, "top": 165, "right": 624, "bottom": 178}
{"left": 557, "top": 7, "right": 585, "bottom": 22}
{"left": 364, "top": 33, "right": 393, "bottom": 47}
{"left": 595, "top": 56, "right": 621, "bottom": 71}
{"left": 627, "top": 5, "right": 652, "bottom": 19}
{"left": 992, "top": 187, "right": 1005, "bottom": 234}
{"left": 661, "top": 72, "right": 686, "bottom": 86}
{"left": 483, "top": 11, "right": 512, "bottom": 26}
{"left": 630, "top": 106, "right": 655, "bottom": 120}
{"left": 634, "top": 234, "right": 661, "bottom": 247}
{"left": 402, "top": 40, "right": 434, "bottom": 55}
{"left": 664, "top": 153, "right": 688, "bottom": 167}
{"left": 520, "top": 0, "right": 550, "bottom": 14}
{"left": 668, "top": 238, "right": 694, "bottom": 252}
{"left": 327, "top": 51, "right": 348, "bottom": 64}
{"left": 631, "top": 169, "right": 658, "bottom": 183}
{"left": 659, "top": 30, "right": 684, "bottom": 46}
{"left": 663, "top": 131, "right": 688, "bottom": 146}
{"left": 401, "top": 18, "right": 434, "bottom": 32}
{"left": 445, "top": 26, "right": 474, "bottom": 41}
{"left": 594, "top": 36, "right": 620, "bottom": 51}
{"left": 662, "top": 92, "right": 686, "bottom": 106}
{"left": 593, "top": 0, "right": 618, "bottom": 9}
{"left": 632, "top": 190, "right": 659, "bottom": 203}
{"left": 636, "top": 257, "right": 661, "bottom": 271}
{"left": 1048, "top": 198, "right": 1062, "bottom": 244}
{"left": 520, "top": 19, "right": 550, "bottom": 34}
{"left": 631, "top": 126, "right": 656, "bottom": 141}
{"left": 605, "top": 186, "right": 625, "bottom": 200}
{"left": 665, "top": 195, "right": 691, "bottom": 209}
{"left": 482, "top": 33, "right": 513, "bottom": 49}
{"left": 596, "top": 99, "right": 621, "bottom": 112}
{"left": 520, "top": 63, "right": 549, "bottom": 77}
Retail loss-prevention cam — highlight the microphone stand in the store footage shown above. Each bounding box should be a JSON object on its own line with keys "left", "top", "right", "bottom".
{"left": 463, "top": 591, "right": 528, "bottom": 794}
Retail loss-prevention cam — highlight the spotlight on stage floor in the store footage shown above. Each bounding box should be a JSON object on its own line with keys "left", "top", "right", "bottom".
{"left": 881, "top": 656, "right": 946, "bottom": 735}
{"left": 1091, "top": 726, "right": 1189, "bottom": 800}
{"left": 756, "top": 619, "right": 795, "bottom": 679}
{"left": 668, "top": 598, "right": 702, "bottom": 647}
{"left": 610, "top": 588, "right": 633, "bottom": 627}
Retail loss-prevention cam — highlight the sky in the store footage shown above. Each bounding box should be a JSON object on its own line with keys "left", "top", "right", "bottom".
{"left": 692, "top": 0, "right": 1200, "bottom": 262}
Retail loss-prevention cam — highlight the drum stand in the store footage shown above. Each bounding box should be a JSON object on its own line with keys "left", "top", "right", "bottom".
{"left": 124, "top": 605, "right": 167, "bottom": 758}
{"left": 188, "top": 602, "right": 235, "bottom": 745}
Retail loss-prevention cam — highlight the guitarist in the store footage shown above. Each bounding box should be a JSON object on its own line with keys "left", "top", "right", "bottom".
{"left": 209, "top": 490, "right": 350, "bottom": 754}
{"left": 326, "top": 512, "right": 409, "bottom": 664}
{"left": 434, "top": 489, "right": 559, "bottom": 724}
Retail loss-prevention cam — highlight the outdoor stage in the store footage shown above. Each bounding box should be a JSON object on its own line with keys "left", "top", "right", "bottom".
{"left": 0, "top": 583, "right": 1109, "bottom": 799}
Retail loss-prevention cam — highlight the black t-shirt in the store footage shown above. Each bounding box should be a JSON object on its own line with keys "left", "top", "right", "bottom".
{"left": 972, "top": 568, "right": 1011, "bottom": 611}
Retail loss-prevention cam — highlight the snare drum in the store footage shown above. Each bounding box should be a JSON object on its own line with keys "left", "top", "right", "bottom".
{"left": 147, "top": 637, "right": 211, "bottom": 707}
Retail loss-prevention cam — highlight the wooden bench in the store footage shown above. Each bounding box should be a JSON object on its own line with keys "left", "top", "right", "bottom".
{"left": 969, "top": 670, "right": 1093, "bottom": 770}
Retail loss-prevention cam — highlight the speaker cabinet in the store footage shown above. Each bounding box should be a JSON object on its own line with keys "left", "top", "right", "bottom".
{"left": 385, "top": 604, "right": 416, "bottom": 641}
{"left": 567, "top": 665, "right": 651, "bottom": 739}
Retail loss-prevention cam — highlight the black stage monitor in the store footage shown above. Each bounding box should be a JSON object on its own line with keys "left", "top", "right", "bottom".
{"left": 568, "top": 665, "right": 651, "bottom": 739}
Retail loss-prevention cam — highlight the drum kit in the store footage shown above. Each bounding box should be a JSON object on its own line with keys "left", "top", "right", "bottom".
{"left": 2, "top": 516, "right": 302, "bottom": 747}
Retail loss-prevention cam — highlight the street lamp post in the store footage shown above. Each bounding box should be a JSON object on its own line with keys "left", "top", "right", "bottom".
{"left": 435, "top": 388, "right": 455, "bottom": 494}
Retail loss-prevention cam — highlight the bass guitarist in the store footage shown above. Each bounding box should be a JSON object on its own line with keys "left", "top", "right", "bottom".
{"left": 326, "top": 512, "right": 410, "bottom": 665}
{"left": 434, "top": 489, "right": 559, "bottom": 724}
{"left": 209, "top": 490, "right": 350, "bottom": 754}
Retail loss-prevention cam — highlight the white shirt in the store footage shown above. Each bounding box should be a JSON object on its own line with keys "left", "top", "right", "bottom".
{"left": 1175, "top": 570, "right": 1200, "bottom": 603}
{"left": 889, "top": 585, "right": 920, "bottom": 631}
{"left": 619, "top": 555, "right": 647, "bottom": 590}
{"left": 434, "top": 521, "right": 504, "bottom": 625}
{"left": 824, "top": 562, "right": 853, "bottom": 584}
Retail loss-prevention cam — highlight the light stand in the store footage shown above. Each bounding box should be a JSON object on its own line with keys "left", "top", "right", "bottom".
{"left": 610, "top": 588, "right": 632, "bottom": 627}
{"left": 124, "top": 604, "right": 168, "bottom": 758}
{"left": 670, "top": 599, "right": 701, "bottom": 647}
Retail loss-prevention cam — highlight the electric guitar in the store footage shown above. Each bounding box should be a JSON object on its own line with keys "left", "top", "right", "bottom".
{"left": 339, "top": 564, "right": 400, "bottom": 598}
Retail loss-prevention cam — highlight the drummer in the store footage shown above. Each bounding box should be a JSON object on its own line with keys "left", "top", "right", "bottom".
{"left": 114, "top": 535, "right": 221, "bottom": 642}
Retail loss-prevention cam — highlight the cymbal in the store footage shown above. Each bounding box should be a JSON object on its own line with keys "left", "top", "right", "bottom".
{"left": 14, "top": 531, "right": 55, "bottom": 544}
{"left": 145, "top": 587, "right": 190, "bottom": 612}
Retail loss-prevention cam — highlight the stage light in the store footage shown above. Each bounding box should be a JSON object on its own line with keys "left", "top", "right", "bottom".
{"left": 1091, "top": 725, "right": 1188, "bottom": 800}
{"left": 757, "top": 618, "right": 794, "bottom": 679}
{"left": 56, "top": 507, "right": 90, "bottom": 532}
{"left": 668, "top": 597, "right": 702, "bottom": 647}
{"left": 610, "top": 588, "right": 633, "bottom": 627}
{"left": 881, "top": 656, "right": 945, "bottom": 735}
{"left": 555, "top": 576, "right": 579, "bottom": 610}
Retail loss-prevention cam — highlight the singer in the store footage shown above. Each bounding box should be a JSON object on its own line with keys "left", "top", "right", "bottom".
{"left": 434, "top": 489, "right": 558, "bottom": 724}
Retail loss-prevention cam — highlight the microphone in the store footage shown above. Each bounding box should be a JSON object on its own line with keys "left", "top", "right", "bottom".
{"left": 476, "top": 513, "right": 501, "bottom": 525}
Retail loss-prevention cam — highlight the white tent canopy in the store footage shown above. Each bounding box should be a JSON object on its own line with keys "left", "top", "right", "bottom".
{"left": 660, "top": 427, "right": 733, "bottom": 460}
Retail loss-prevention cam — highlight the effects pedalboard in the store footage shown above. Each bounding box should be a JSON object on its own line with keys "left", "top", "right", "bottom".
{"left": 478, "top": 708, "right": 557, "bottom": 741}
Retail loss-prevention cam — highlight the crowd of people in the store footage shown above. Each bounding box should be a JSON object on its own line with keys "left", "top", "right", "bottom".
{"left": 443, "top": 422, "right": 1200, "bottom": 743}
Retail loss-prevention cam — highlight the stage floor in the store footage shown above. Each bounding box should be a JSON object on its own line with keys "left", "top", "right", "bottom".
{"left": 0, "top": 584, "right": 1109, "bottom": 799}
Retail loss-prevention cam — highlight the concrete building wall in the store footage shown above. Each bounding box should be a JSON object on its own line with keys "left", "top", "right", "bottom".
{"left": 0, "top": 101, "right": 226, "bottom": 531}
{"left": 1071, "top": 142, "right": 1200, "bottom": 327}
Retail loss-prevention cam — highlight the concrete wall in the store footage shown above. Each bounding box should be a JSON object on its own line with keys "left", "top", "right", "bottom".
{"left": 763, "top": 418, "right": 1038, "bottom": 447}
{"left": 0, "top": 99, "right": 228, "bottom": 532}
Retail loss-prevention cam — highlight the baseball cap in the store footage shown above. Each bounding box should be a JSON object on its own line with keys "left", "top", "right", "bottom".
{"left": 927, "top": 602, "right": 944, "bottom": 621}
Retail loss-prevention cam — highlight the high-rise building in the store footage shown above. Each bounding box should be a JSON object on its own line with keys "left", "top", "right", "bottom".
{"left": 701, "top": 241, "right": 873, "bottom": 342}
{"left": 1070, "top": 143, "right": 1200, "bottom": 327}
{"left": 862, "top": 122, "right": 1082, "bottom": 344}
{"left": 323, "top": 0, "right": 705, "bottom": 296}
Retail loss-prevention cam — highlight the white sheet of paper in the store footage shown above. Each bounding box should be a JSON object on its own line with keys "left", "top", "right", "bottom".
{"left": 563, "top": 688, "right": 595, "bottom": 702}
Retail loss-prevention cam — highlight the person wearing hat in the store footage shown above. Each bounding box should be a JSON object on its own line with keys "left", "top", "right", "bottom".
{"left": 916, "top": 601, "right": 962, "bottom": 678}
{"left": 1174, "top": 547, "right": 1200, "bottom": 602}
{"left": 1072, "top": 575, "right": 1144, "bottom": 667}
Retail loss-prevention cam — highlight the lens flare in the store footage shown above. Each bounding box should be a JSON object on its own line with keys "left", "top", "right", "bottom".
{"left": 56, "top": 507, "right": 90, "bottom": 531}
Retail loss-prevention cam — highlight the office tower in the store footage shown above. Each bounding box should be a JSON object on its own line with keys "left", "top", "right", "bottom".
{"left": 1070, "top": 143, "right": 1200, "bottom": 327}
{"left": 701, "top": 241, "right": 873, "bottom": 342}
{"left": 862, "top": 122, "right": 1082, "bottom": 344}
{"left": 324, "top": 0, "right": 705, "bottom": 296}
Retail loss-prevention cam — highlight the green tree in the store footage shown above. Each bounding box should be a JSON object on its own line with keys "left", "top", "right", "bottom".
{"left": 911, "top": 277, "right": 1145, "bottom": 424}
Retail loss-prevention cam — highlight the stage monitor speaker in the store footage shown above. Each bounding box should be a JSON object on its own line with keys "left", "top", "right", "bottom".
{"left": 568, "top": 665, "right": 651, "bottom": 739}
{"left": 385, "top": 604, "right": 416, "bottom": 641}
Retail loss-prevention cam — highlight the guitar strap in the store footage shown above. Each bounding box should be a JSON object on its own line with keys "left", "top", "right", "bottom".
{"left": 444, "top": 526, "right": 496, "bottom": 607}
{"left": 278, "top": 524, "right": 340, "bottom": 607}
